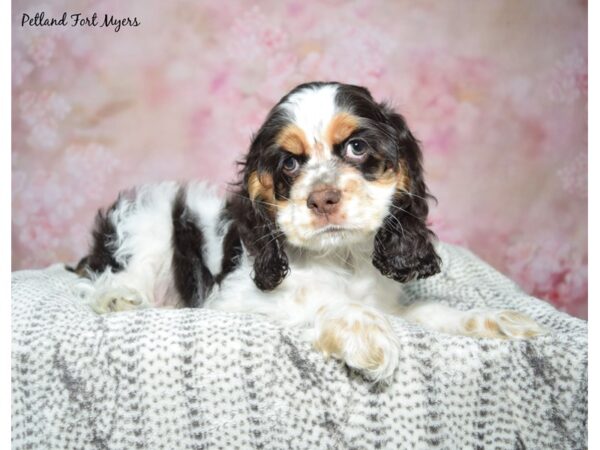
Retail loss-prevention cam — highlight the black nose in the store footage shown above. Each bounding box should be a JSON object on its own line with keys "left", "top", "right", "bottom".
{"left": 307, "top": 188, "right": 342, "bottom": 215}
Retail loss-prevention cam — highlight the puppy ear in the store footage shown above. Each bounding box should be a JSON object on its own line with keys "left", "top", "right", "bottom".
{"left": 372, "top": 108, "right": 441, "bottom": 282}
{"left": 228, "top": 168, "right": 289, "bottom": 292}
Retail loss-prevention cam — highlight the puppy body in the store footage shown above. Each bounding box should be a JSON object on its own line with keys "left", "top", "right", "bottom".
{"left": 75, "top": 82, "right": 543, "bottom": 382}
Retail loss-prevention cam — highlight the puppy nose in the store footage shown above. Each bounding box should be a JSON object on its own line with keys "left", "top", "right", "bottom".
{"left": 307, "top": 188, "right": 342, "bottom": 215}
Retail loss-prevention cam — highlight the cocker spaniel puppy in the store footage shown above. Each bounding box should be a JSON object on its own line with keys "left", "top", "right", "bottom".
{"left": 74, "top": 82, "right": 543, "bottom": 382}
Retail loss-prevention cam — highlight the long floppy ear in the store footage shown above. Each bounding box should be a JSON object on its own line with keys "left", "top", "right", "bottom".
{"left": 227, "top": 150, "right": 289, "bottom": 292}
{"left": 372, "top": 107, "right": 441, "bottom": 282}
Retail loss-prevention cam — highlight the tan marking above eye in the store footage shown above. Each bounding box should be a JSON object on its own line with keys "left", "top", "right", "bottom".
{"left": 276, "top": 124, "right": 310, "bottom": 156}
{"left": 325, "top": 113, "right": 359, "bottom": 148}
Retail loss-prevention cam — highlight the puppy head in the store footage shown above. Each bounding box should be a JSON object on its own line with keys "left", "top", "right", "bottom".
{"left": 233, "top": 82, "right": 440, "bottom": 290}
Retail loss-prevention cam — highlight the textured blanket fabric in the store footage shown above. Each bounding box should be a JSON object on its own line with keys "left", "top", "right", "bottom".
{"left": 12, "top": 243, "right": 587, "bottom": 450}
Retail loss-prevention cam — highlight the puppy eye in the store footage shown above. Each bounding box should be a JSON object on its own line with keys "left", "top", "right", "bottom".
{"left": 344, "top": 139, "right": 369, "bottom": 162}
{"left": 282, "top": 156, "right": 300, "bottom": 175}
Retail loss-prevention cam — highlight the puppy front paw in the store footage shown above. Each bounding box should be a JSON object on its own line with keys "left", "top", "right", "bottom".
{"left": 314, "top": 306, "right": 400, "bottom": 383}
{"left": 462, "top": 310, "right": 545, "bottom": 339}
{"left": 91, "top": 286, "right": 147, "bottom": 314}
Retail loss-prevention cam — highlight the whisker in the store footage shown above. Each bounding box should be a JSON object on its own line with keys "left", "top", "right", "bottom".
{"left": 330, "top": 247, "right": 359, "bottom": 271}
{"left": 387, "top": 203, "right": 421, "bottom": 221}
{"left": 253, "top": 230, "right": 285, "bottom": 245}
{"left": 384, "top": 214, "right": 406, "bottom": 239}
{"left": 351, "top": 249, "right": 372, "bottom": 267}
{"left": 261, "top": 231, "right": 286, "bottom": 248}
{"left": 225, "top": 190, "right": 281, "bottom": 209}
{"left": 397, "top": 189, "right": 432, "bottom": 203}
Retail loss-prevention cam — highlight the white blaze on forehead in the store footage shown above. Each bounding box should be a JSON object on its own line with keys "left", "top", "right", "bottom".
{"left": 281, "top": 84, "right": 339, "bottom": 147}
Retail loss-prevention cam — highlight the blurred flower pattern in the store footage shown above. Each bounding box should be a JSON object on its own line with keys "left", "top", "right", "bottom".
{"left": 12, "top": 0, "right": 587, "bottom": 317}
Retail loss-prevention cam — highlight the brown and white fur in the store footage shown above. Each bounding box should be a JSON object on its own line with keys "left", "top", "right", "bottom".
{"left": 73, "top": 82, "right": 544, "bottom": 383}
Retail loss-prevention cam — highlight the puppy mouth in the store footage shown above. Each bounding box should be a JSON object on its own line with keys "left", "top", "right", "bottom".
{"left": 311, "top": 224, "right": 357, "bottom": 236}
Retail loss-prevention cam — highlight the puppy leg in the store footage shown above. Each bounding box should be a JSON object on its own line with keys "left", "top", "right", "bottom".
{"left": 401, "top": 303, "right": 545, "bottom": 339}
{"left": 208, "top": 284, "right": 401, "bottom": 382}
{"left": 311, "top": 303, "right": 400, "bottom": 383}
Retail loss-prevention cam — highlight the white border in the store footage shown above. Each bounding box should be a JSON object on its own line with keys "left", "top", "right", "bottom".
{"left": 2, "top": 0, "right": 12, "bottom": 445}
{"left": 3, "top": 1, "right": 592, "bottom": 447}
{"left": 587, "top": 0, "right": 596, "bottom": 448}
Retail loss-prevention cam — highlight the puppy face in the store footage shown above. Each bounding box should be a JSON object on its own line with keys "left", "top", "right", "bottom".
{"left": 234, "top": 82, "right": 440, "bottom": 290}
{"left": 247, "top": 83, "right": 406, "bottom": 251}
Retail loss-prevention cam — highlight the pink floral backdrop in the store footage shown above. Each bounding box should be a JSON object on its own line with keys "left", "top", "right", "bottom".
{"left": 12, "top": 0, "right": 588, "bottom": 318}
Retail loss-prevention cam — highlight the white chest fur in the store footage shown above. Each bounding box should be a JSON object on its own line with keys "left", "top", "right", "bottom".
{"left": 207, "top": 245, "right": 405, "bottom": 327}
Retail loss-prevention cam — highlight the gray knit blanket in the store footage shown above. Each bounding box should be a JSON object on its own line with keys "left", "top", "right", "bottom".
{"left": 12, "top": 242, "right": 587, "bottom": 449}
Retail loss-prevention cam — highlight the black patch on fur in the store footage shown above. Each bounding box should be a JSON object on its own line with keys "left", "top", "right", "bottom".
{"left": 171, "top": 187, "right": 215, "bottom": 307}
{"left": 73, "top": 198, "right": 124, "bottom": 277}
{"left": 215, "top": 223, "right": 243, "bottom": 284}
{"left": 371, "top": 106, "right": 441, "bottom": 282}
{"left": 224, "top": 193, "right": 289, "bottom": 291}
{"left": 64, "top": 263, "right": 78, "bottom": 273}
